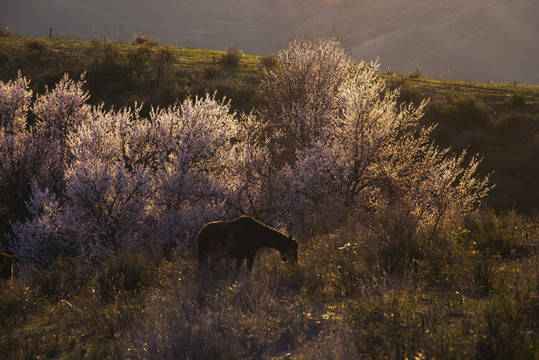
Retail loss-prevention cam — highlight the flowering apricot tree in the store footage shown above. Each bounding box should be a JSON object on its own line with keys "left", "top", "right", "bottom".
{"left": 1, "top": 38, "right": 491, "bottom": 267}
{"left": 251, "top": 38, "right": 491, "bottom": 231}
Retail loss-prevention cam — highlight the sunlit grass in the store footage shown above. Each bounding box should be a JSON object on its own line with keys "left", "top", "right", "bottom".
{"left": 2, "top": 212, "right": 535, "bottom": 358}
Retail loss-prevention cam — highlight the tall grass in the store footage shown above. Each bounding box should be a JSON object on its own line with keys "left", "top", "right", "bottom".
{"left": 1, "top": 209, "right": 536, "bottom": 358}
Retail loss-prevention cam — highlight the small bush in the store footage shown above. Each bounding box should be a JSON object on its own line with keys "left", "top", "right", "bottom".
{"left": 457, "top": 209, "right": 530, "bottom": 257}
{"left": 150, "top": 48, "right": 175, "bottom": 89}
{"left": 0, "top": 282, "right": 31, "bottom": 359}
{"left": 219, "top": 44, "right": 242, "bottom": 67}
{"left": 471, "top": 255, "right": 496, "bottom": 294}
{"left": 504, "top": 92, "right": 527, "bottom": 108}
{"left": 126, "top": 45, "right": 152, "bottom": 67}
{"left": 28, "top": 257, "right": 94, "bottom": 300}
{"left": 384, "top": 74, "right": 408, "bottom": 89}
{"left": 493, "top": 112, "right": 534, "bottom": 144}
{"left": 423, "top": 93, "right": 492, "bottom": 146}
{"left": 260, "top": 55, "right": 279, "bottom": 69}
{"left": 408, "top": 66, "right": 423, "bottom": 79}
{"left": 477, "top": 289, "right": 538, "bottom": 359}
{"left": 202, "top": 64, "right": 222, "bottom": 79}
{"left": 97, "top": 249, "right": 154, "bottom": 300}
{"left": 25, "top": 39, "right": 47, "bottom": 52}
{"left": 151, "top": 81, "right": 187, "bottom": 108}
{"left": 133, "top": 34, "right": 158, "bottom": 46}
{"left": 398, "top": 86, "right": 424, "bottom": 105}
{"left": 86, "top": 42, "right": 137, "bottom": 102}
{"left": 0, "top": 281, "right": 27, "bottom": 328}
{"left": 299, "top": 229, "right": 366, "bottom": 300}
{"left": 368, "top": 207, "right": 423, "bottom": 274}
{"left": 421, "top": 235, "right": 470, "bottom": 288}
{"left": 99, "top": 42, "right": 121, "bottom": 64}
{"left": 25, "top": 40, "right": 48, "bottom": 59}
{"left": 347, "top": 289, "right": 476, "bottom": 359}
{"left": 0, "top": 26, "right": 11, "bottom": 37}
{"left": 190, "top": 79, "right": 262, "bottom": 112}
{"left": 213, "top": 80, "right": 262, "bottom": 111}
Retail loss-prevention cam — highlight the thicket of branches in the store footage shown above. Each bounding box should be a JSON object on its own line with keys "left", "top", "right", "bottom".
{"left": 0, "top": 38, "right": 491, "bottom": 269}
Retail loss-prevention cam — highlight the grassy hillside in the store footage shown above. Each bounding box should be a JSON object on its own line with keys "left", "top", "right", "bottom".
{"left": 0, "top": 35, "right": 538, "bottom": 359}
{"left": 394, "top": 76, "right": 538, "bottom": 212}
{"left": 0, "top": 36, "right": 264, "bottom": 112}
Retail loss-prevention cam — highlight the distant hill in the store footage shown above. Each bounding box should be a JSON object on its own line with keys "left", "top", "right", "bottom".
{"left": 1, "top": 0, "right": 538, "bottom": 84}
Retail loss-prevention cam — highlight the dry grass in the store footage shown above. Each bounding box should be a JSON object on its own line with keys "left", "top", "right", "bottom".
{"left": 1, "top": 211, "right": 536, "bottom": 359}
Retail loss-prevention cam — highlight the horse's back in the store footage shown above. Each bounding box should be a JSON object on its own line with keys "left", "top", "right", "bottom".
{"left": 227, "top": 216, "right": 261, "bottom": 239}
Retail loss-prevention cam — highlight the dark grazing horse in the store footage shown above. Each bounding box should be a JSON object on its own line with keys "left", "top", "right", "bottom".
{"left": 196, "top": 216, "right": 299, "bottom": 271}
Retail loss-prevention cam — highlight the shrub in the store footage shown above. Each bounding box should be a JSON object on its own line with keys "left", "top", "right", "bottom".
{"left": 457, "top": 209, "right": 530, "bottom": 257}
{"left": 25, "top": 39, "right": 47, "bottom": 56}
{"left": 397, "top": 85, "right": 424, "bottom": 105}
{"left": 408, "top": 66, "right": 423, "bottom": 79}
{"left": 298, "top": 227, "right": 366, "bottom": 300}
{"left": 0, "top": 281, "right": 27, "bottom": 328}
{"left": 219, "top": 44, "right": 242, "bottom": 67}
{"left": 255, "top": 37, "right": 490, "bottom": 234}
{"left": 132, "top": 34, "right": 158, "bottom": 46}
{"left": 126, "top": 45, "right": 152, "bottom": 67}
{"left": 368, "top": 206, "right": 423, "bottom": 274}
{"left": 259, "top": 55, "right": 279, "bottom": 69}
{"left": 202, "top": 64, "right": 221, "bottom": 79}
{"left": 0, "top": 26, "right": 11, "bottom": 37}
{"left": 348, "top": 293, "right": 424, "bottom": 358}
{"left": 493, "top": 112, "right": 534, "bottom": 144}
{"left": 150, "top": 48, "right": 175, "bottom": 89}
{"left": 0, "top": 72, "right": 32, "bottom": 131}
{"left": 384, "top": 73, "right": 408, "bottom": 89}
{"left": 151, "top": 81, "right": 187, "bottom": 108}
{"left": 27, "top": 256, "right": 94, "bottom": 300}
{"left": 33, "top": 72, "right": 91, "bottom": 137}
{"left": 7, "top": 83, "right": 240, "bottom": 266}
{"left": 423, "top": 93, "right": 492, "bottom": 146}
{"left": 124, "top": 254, "right": 357, "bottom": 359}
{"left": 0, "top": 73, "right": 35, "bottom": 248}
{"left": 97, "top": 248, "right": 154, "bottom": 300}
{"left": 212, "top": 79, "right": 263, "bottom": 112}
{"left": 10, "top": 182, "right": 79, "bottom": 267}
{"left": 477, "top": 289, "right": 537, "bottom": 359}
{"left": 504, "top": 92, "right": 527, "bottom": 108}
{"left": 99, "top": 42, "right": 121, "bottom": 64}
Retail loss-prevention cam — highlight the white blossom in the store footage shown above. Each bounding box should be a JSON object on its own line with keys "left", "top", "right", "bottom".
{"left": 0, "top": 71, "right": 32, "bottom": 135}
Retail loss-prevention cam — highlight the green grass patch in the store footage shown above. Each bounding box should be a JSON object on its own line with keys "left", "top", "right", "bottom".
{"left": 0, "top": 36, "right": 264, "bottom": 113}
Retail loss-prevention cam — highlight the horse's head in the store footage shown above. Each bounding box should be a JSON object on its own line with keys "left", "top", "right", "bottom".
{"left": 280, "top": 236, "right": 299, "bottom": 263}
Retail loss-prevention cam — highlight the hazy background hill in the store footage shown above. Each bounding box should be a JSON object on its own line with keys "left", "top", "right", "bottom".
{"left": 1, "top": 0, "right": 538, "bottom": 84}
